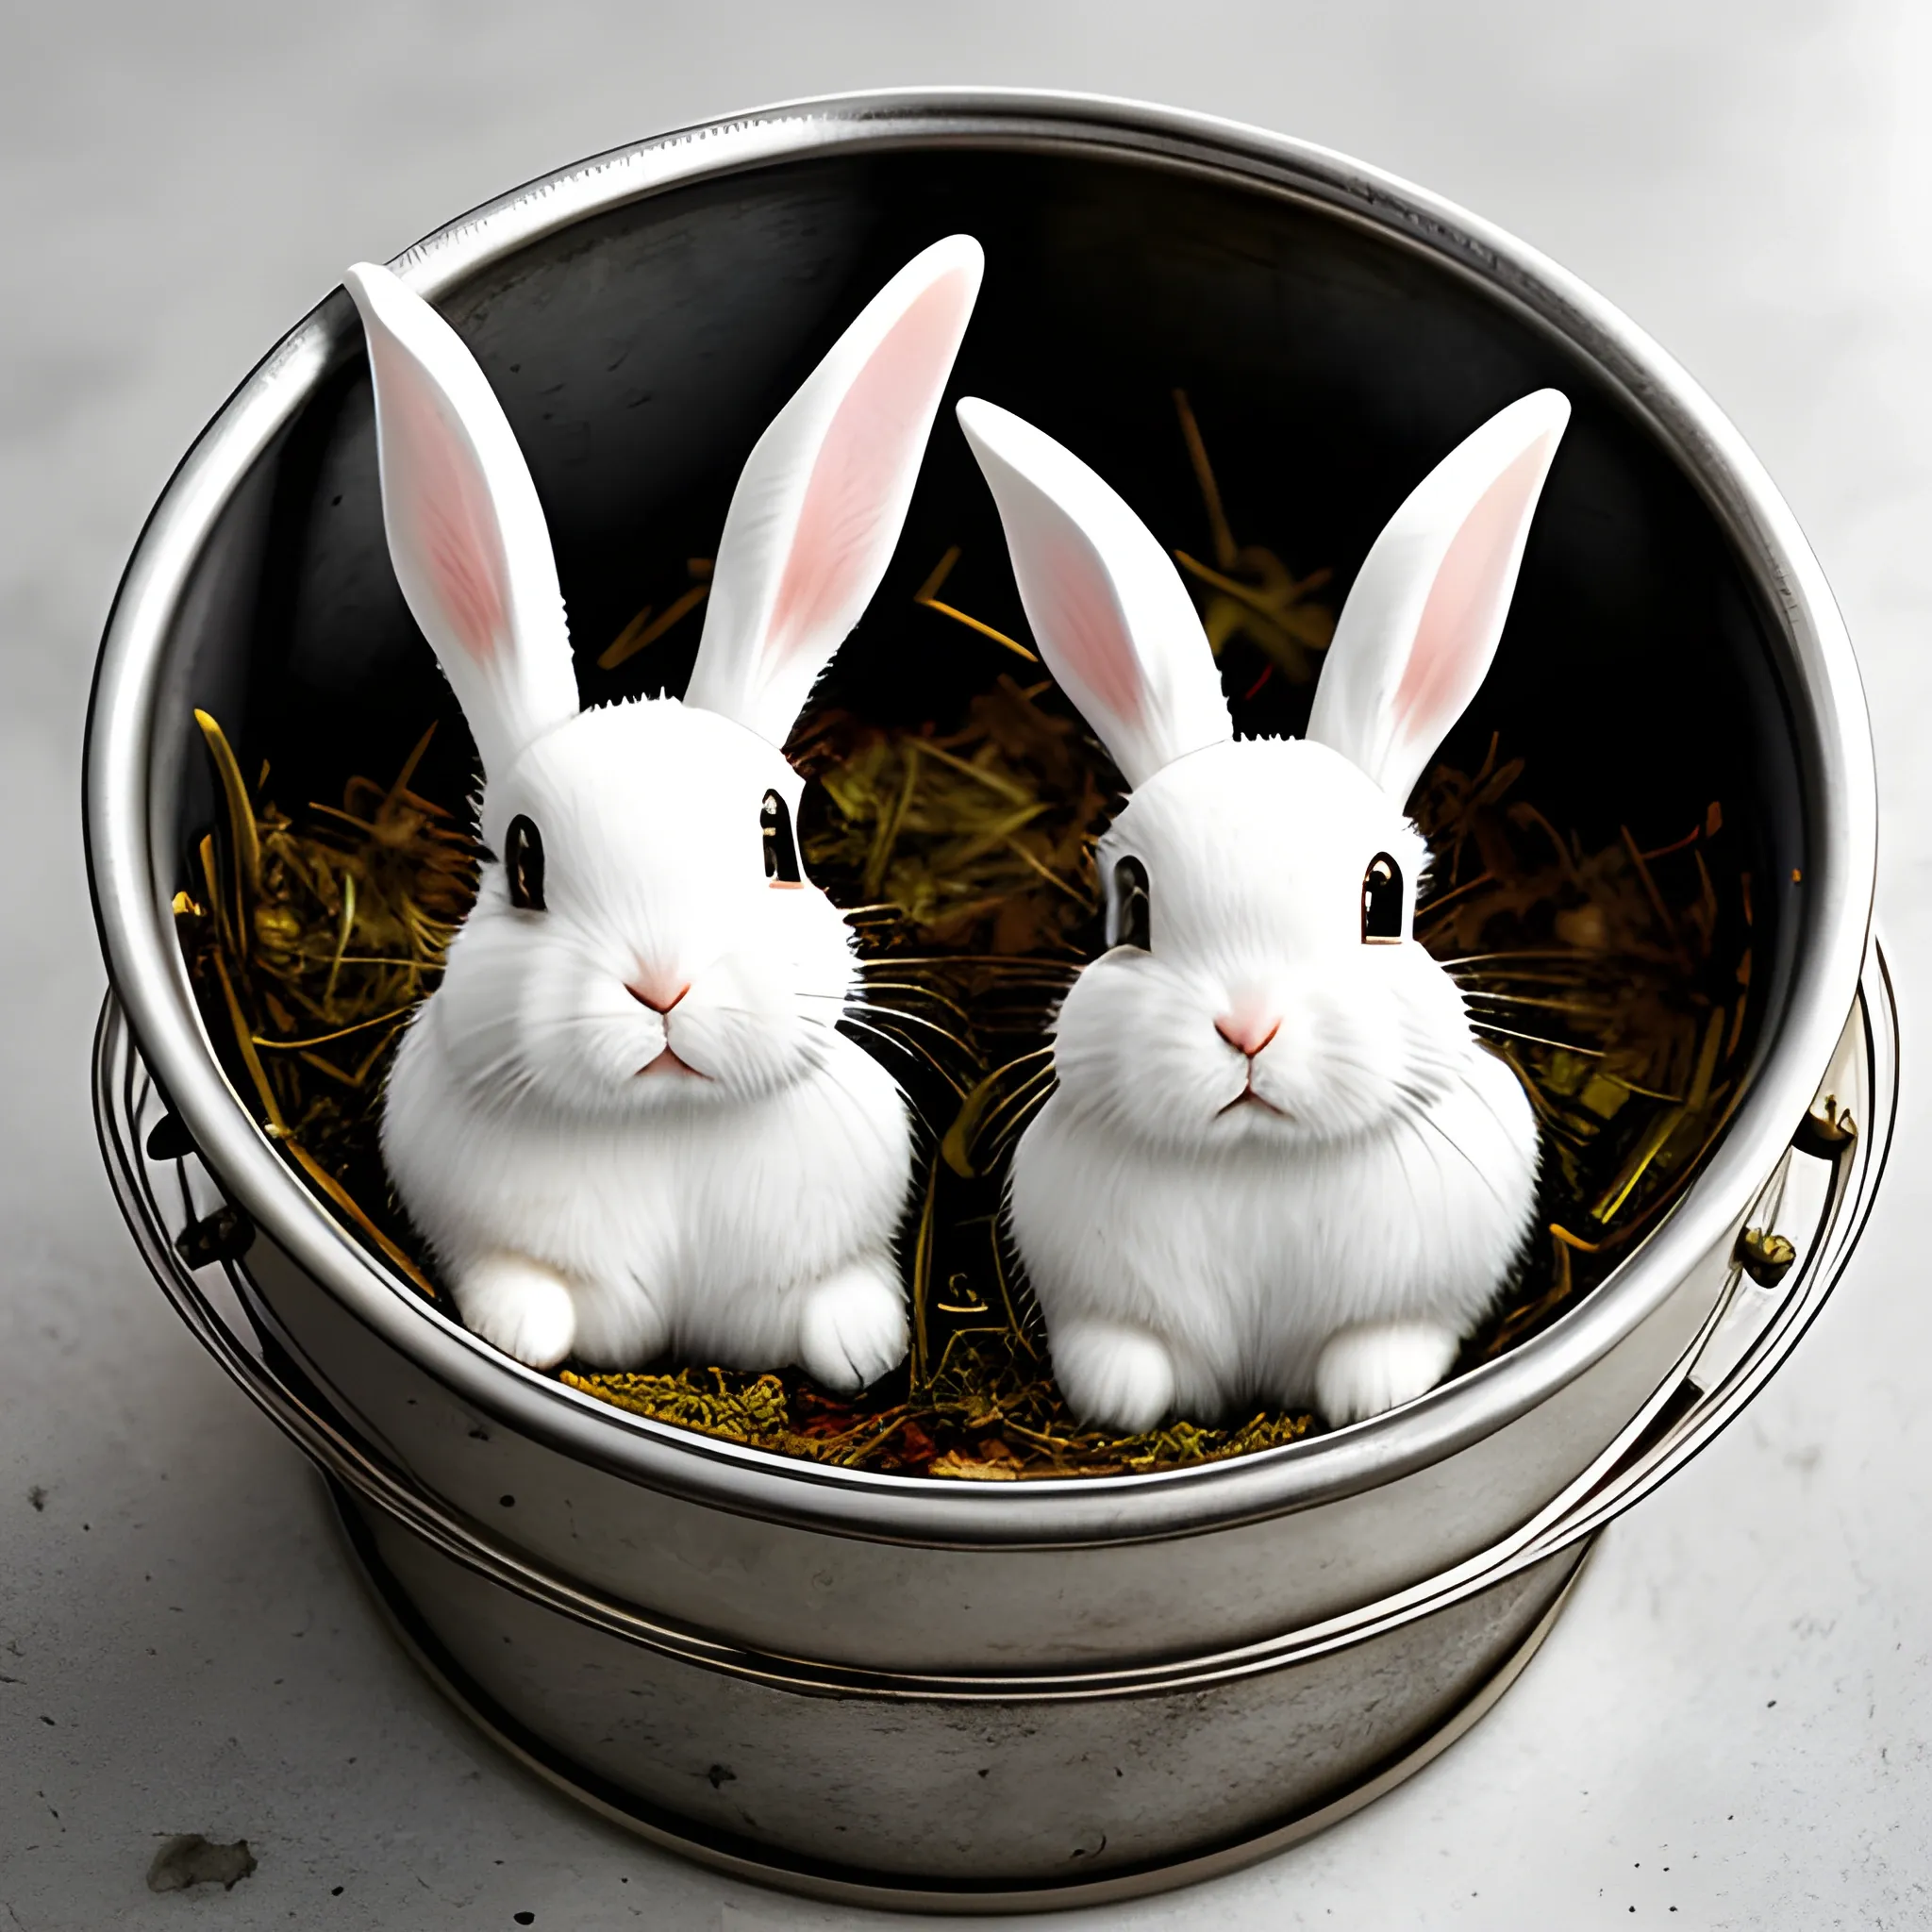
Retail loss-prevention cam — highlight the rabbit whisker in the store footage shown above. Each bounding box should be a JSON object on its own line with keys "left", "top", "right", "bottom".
{"left": 1450, "top": 965, "right": 1609, "bottom": 987}
{"left": 1436, "top": 948, "right": 1590, "bottom": 969}
{"left": 458, "top": 1045, "right": 546, "bottom": 1110}
{"left": 975, "top": 1071, "right": 1060, "bottom": 1158}
{"left": 807, "top": 1012, "right": 956, "bottom": 1124}
{"left": 845, "top": 1005, "right": 978, "bottom": 1058}
{"left": 836, "top": 980, "right": 974, "bottom": 1023}
{"left": 1444, "top": 1061, "right": 1537, "bottom": 1154}
{"left": 800, "top": 991, "right": 980, "bottom": 1061}
{"left": 789, "top": 1010, "right": 942, "bottom": 1146}
{"left": 1468, "top": 1020, "right": 1603, "bottom": 1058}
{"left": 1459, "top": 990, "right": 1605, "bottom": 1016}
{"left": 858, "top": 955, "right": 1080, "bottom": 978}
{"left": 980, "top": 1057, "right": 1058, "bottom": 1122}
{"left": 1398, "top": 1101, "right": 1510, "bottom": 1215}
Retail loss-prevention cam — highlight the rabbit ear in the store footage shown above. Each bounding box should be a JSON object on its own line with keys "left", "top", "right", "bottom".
{"left": 957, "top": 399, "right": 1232, "bottom": 789}
{"left": 1307, "top": 390, "right": 1570, "bottom": 806}
{"left": 343, "top": 262, "right": 579, "bottom": 782}
{"left": 684, "top": 235, "right": 985, "bottom": 744}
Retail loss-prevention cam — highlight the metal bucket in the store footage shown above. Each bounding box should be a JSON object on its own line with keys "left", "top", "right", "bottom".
{"left": 85, "top": 92, "right": 1892, "bottom": 1909}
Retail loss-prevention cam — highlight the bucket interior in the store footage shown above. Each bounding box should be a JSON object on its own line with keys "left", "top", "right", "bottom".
{"left": 144, "top": 141, "right": 1810, "bottom": 1472}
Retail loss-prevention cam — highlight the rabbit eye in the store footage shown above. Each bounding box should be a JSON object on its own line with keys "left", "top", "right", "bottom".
{"left": 505, "top": 814, "right": 545, "bottom": 912}
{"left": 1362, "top": 852, "right": 1404, "bottom": 943}
{"left": 761, "top": 790, "right": 803, "bottom": 886}
{"left": 1108, "top": 856, "right": 1152, "bottom": 951}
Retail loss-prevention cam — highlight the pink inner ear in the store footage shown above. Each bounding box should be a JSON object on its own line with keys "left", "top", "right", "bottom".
{"left": 765, "top": 270, "right": 973, "bottom": 664}
{"left": 1026, "top": 524, "right": 1144, "bottom": 727}
{"left": 1394, "top": 437, "right": 1550, "bottom": 743}
{"left": 389, "top": 358, "right": 508, "bottom": 664}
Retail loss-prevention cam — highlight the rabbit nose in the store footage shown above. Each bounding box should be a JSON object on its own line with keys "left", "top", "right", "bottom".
{"left": 1215, "top": 1010, "right": 1281, "bottom": 1059}
{"left": 626, "top": 976, "right": 690, "bottom": 1015}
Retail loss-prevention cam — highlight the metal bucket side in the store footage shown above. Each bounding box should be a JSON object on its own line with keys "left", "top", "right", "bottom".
{"left": 338, "top": 1489, "right": 1591, "bottom": 1904}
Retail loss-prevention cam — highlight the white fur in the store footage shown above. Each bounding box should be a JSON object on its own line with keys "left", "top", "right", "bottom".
{"left": 379, "top": 703, "right": 911, "bottom": 1382}
{"left": 345, "top": 242, "right": 983, "bottom": 1380}
{"left": 1307, "top": 390, "right": 1570, "bottom": 805}
{"left": 689, "top": 237, "right": 985, "bottom": 744}
{"left": 343, "top": 261, "right": 580, "bottom": 782}
{"left": 955, "top": 400, "right": 1233, "bottom": 787}
{"left": 961, "top": 394, "right": 1568, "bottom": 1429}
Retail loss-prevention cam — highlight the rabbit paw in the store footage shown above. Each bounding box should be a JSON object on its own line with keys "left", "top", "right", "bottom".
{"left": 1052, "top": 1322, "right": 1176, "bottom": 1432}
{"left": 1315, "top": 1321, "right": 1459, "bottom": 1425}
{"left": 798, "top": 1257, "right": 909, "bottom": 1391}
{"left": 456, "top": 1254, "right": 578, "bottom": 1369}
{"left": 570, "top": 1274, "right": 671, "bottom": 1369}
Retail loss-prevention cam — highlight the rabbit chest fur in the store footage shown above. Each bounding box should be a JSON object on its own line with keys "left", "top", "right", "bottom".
{"left": 1009, "top": 1074, "right": 1534, "bottom": 1422}
{"left": 384, "top": 987, "right": 909, "bottom": 1375}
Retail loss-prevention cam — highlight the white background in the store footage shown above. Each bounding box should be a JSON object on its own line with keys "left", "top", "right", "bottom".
{"left": 3, "top": 4, "right": 1929, "bottom": 1926}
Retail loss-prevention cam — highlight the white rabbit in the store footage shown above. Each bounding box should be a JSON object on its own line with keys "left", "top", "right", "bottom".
{"left": 343, "top": 236, "right": 983, "bottom": 1384}
{"left": 958, "top": 389, "right": 1569, "bottom": 1429}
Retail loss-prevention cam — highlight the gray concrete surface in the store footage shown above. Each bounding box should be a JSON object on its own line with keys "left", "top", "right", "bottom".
{"left": 3, "top": 3, "right": 1929, "bottom": 1924}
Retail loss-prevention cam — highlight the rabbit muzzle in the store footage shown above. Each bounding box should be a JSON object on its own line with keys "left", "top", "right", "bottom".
{"left": 625, "top": 977, "right": 710, "bottom": 1082}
